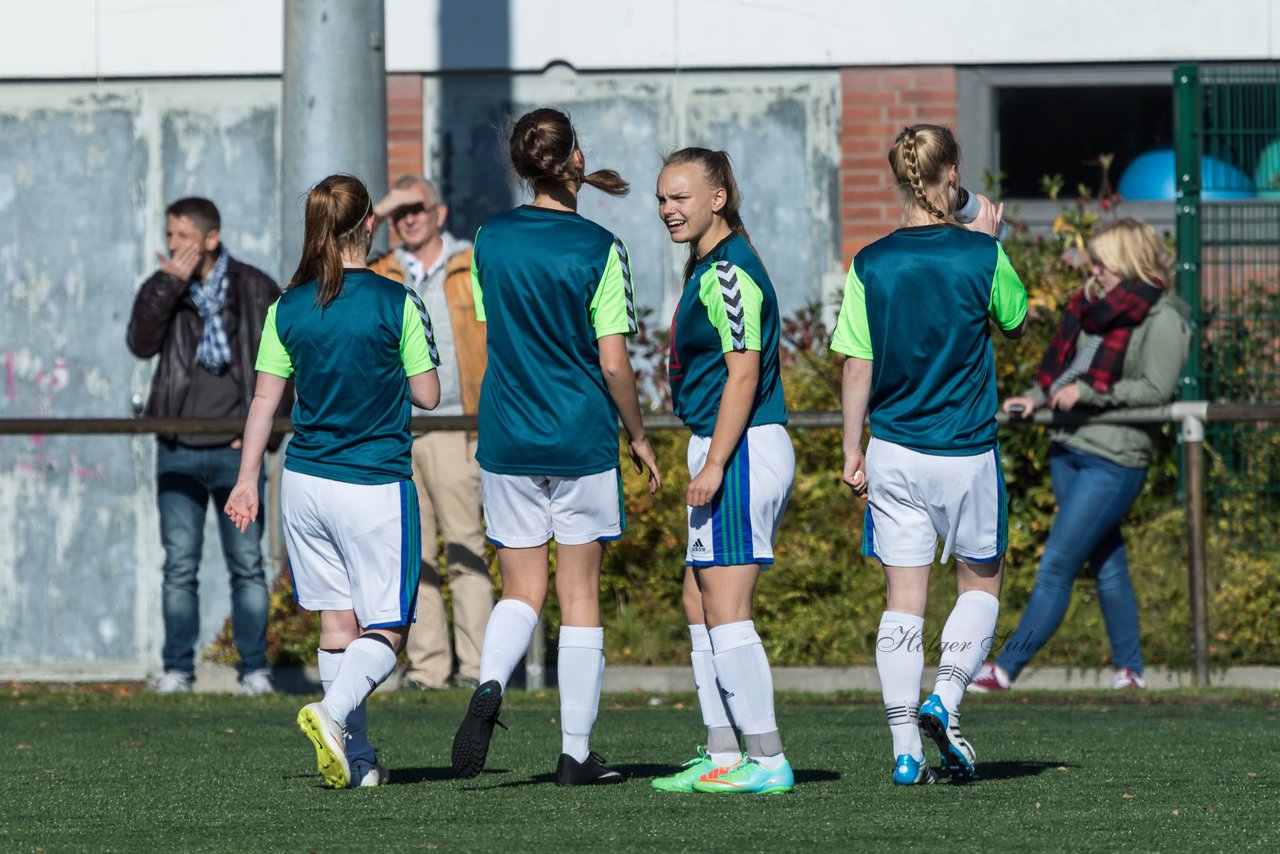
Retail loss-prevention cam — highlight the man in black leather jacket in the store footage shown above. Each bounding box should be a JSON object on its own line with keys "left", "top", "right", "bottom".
{"left": 126, "top": 197, "right": 290, "bottom": 695}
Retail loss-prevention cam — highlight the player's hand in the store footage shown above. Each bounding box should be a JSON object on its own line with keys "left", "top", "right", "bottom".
{"left": 224, "top": 481, "right": 259, "bottom": 533}
{"left": 843, "top": 449, "right": 868, "bottom": 497}
{"left": 374, "top": 186, "right": 426, "bottom": 219}
{"left": 627, "top": 436, "right": 662, "bottom": 494}
{"left": 1048, "top": 383, "right": 1081, "bottom": 412}
{"left": 1002, "top": 395, "right": 1037, "bottom": 419}
{"left": 961, "top": 193, "right": 1004, "bottom": 239}
{"left": 157, "top": 244, "right": 202, "bottom": 281}
{"left": 687, "top": 462, "right": 723, "bottom": 508}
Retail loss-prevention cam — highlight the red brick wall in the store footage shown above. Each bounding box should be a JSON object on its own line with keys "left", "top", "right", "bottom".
{"left": 387, "top": 73, "right": 424, "bottom": 182}
{"left": 385, "top": 74, "right": 424, "bottom": 248}
{"left": 840, "top": 66, "right": 958, "bottom": 266}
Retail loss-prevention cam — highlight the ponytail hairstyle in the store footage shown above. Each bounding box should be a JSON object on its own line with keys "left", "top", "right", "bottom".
{"left": 888, "top": 124, "right": 960, "bottom": 222}
{"left": 1085, "top": 217, "right": 1173, "bottom": 299}
{"left": 509, "top": 107, "right": 629, "bottom": 198}
{"left": 662, "top": 147, "right": 755, "bottom": 282}
{"left": 288, "top": 173, "right": 373, "bottom": 307}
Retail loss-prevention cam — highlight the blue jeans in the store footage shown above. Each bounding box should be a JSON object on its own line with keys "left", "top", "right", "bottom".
{"left": 996, "top": 444, "right": 1148, "bottom": 679}
{"left": 156, "top": 441, "right": 268, "bottom": 675}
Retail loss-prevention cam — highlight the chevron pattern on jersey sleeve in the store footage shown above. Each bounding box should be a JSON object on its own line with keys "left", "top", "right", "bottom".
{"left": 614, "top": 238, "right": 638, "bottom": 333}
{"left": 404, "top": 285, "right": 441, "bottom": 366}
{"left": 716, "top": 260, "right": 746, "bottom": 351}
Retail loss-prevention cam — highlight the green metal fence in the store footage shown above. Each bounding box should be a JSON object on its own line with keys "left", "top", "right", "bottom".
{"left": 1174, "top": 64, "right": 1280, "bottom": 548}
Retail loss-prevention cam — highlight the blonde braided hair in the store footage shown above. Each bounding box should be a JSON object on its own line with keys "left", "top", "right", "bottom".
{"left": 888, "top": 125, "right": 960, "bottom": 222}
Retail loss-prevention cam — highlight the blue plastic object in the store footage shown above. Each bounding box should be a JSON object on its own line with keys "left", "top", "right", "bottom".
{"left": 1117, "top": 149, "right": 1255, "bottom": 201}
{"left": 1254, "top": 140, "right": 1280, "bottom": 198}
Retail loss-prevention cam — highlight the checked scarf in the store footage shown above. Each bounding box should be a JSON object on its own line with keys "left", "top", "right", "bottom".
{"left": 1036, "top": 277, "right": 1164, "bottom": 394}
{"left": 189, "top": 247, "right": 233, "bottom": 374}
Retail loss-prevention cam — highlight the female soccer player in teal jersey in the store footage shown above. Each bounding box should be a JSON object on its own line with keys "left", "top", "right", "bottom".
{"left": 450, "top": 108, "right": 661, "bottom": 787}
{"left": 832, "top": 125, "right": 1027, "bottom": 785}
{"left": 650, "top": 148, "right": 795, "bottom": 795}
{"left": 225, "top": 173, "right": 441, "bottom": 789}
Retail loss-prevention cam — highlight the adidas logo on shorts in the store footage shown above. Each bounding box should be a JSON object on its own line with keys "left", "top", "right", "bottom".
{"left": 691, "top": 538, "right": 708, "bottom": 554}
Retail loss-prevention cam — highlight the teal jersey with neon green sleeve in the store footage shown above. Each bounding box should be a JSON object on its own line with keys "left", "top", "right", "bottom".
{"left": 471, "top": 205, "right": 637, "bottom": 476}
{"left": 255, "top": 269, "right": 439, "bottom": 485}
{"left": 668, "top": 233, "right": 787, "bottom": 436}
{"left": 830, "top": 224, "right": 1026, "bottom": 455}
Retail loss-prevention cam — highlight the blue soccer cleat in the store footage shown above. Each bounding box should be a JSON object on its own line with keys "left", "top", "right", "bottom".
{"left": 892, "top": 753, "right": 938, "bottom": 785}
{"left": 917, "top": 693, "right": 975, "bottom": 781}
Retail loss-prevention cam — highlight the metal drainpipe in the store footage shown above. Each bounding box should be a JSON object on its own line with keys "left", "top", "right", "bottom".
{"left": 1173, "top": 401, "right": 1210, "bottom": 686}
{"left": 526, "top": 615, "right": 546, "bottom": 691}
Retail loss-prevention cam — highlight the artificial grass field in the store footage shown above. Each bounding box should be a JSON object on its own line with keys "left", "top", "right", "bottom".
{"left": 2, "top": 687, "right": 1276, "bottom": 853}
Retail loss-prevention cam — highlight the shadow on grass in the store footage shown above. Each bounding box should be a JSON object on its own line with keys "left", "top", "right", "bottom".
{"left": 475, "top": 762, "right": 704, "bottom": 790}
{"left": 472, "top": 764, "right": 843, "bottom": 790}
{"left": 391, "top": 766, "right": 469, "bottom": 785}
{"left": 474, "top": 771, "right": 557, "bottom": 789}
{"left": 973, "top": 760, "right": 1074, "bottom": 782}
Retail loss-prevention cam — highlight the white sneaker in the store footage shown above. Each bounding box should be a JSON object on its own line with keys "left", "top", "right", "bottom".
{"left": 350, "top": 757, "right": 390, "bottom": 787}
{"left": 1113, "top": 667, "right": 1146, "bottom": 689}
{"left": 240, "top": 669, "right": 275, "bottom": 696}
{"left": 297, "top": 702, "right": 350, "bottom": 788}
{"left": 152, "top": 671, "right": 193, "bottom": 694}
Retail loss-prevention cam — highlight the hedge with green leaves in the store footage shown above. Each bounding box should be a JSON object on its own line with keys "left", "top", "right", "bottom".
{"left": 209, "top": 195, "right": 1278, "bottom": 669}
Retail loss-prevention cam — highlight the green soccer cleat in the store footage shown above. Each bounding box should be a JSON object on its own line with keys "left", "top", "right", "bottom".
{"left": 651, "top": 747, "right": 719, "bottom": 793}
{"left": 691, "top": 757, "right": 794, "bottom": 794}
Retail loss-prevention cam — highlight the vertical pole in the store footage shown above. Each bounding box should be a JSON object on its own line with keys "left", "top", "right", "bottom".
{"left": 267, "top": 450, "right": 284, "bottom": 570}
{"left": 1182, "top": 414, "right": 1210, "bottom": 686}
{"left": 525, "top": 614, "right": 546, "bottom": 691}
{"left": 1173, "top": 65, "right": 1202, "bottom": 401}
{"left": 281, "top": 0, "right": 388, "bottom": 284}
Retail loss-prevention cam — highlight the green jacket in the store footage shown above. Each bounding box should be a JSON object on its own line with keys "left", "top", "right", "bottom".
{"left": 1025, "top": 292, "right": 1192, "bottom": 469}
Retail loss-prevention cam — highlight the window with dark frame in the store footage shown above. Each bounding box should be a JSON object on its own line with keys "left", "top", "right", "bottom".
{"left": 994, "top": 85, "right": 1174, "bottom": 199}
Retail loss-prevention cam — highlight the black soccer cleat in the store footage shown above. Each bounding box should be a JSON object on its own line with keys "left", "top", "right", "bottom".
{"left": 555, "top": 752, "right": 625, "bottom": 787}
{"left": 451, "top": 680, "right": 506, "bottom": 779}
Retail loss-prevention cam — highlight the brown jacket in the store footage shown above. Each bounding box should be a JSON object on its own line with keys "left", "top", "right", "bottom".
{"left": 369, "top": 247, "right": 487, "bottom": 415}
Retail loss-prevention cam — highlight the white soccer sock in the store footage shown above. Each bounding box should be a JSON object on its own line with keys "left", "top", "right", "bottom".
{"left": 877, "top": 611, "right": 925, "bottom": 761}
{"left": 710, "top": 621, "right": 785, "bottom": 769}
{"left": 934, "top": 591, "right": 1001, "bottom": 714}
{"left": 690, "top": 624, "right": 740, "bottom": 765}
{"left": 322, "top": 637, "right": 397, "bottom": 729}
{"left": 478, "top": 598, "right": 540, "bottom": 690}
{"left": 558, "top": 625, "right": 605, "bottom": 763}
{"left": 317, "top": 648, "right": 375, "bottom": 764}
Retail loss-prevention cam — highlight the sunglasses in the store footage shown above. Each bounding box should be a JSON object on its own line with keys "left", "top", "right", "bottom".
{"left": 391, "top": 202, "right": 439, "bottom": 221}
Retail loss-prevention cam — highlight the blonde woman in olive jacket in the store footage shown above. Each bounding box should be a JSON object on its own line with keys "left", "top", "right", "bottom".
{"left": 972, "top": 218, "right": 1191, "bottom": 693}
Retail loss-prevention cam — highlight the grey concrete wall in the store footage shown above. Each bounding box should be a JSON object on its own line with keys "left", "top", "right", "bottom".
{"left": 423, "top": 67, "right": 845, "bottom": 322}
{"left": 0, "top": 81, "right": 283, "bottom": 680}
{"left": 0, "top": 67, "right": 842, "bottom": 678}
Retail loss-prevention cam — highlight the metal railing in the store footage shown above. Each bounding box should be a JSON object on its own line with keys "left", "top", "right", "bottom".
{"left": 4, "top": 402, "right": 1278, "bottom": 687}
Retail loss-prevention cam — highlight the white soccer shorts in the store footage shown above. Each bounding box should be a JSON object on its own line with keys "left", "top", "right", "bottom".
{"left": 480, "top": 467, "right": 624, "bottom": 547}
{"left": 281, "top": 469, "right": 421, "bottom": 628}
{"left": 861, "top": 436, "right": 1008, "bottom": 567}
{"left": 686, "top": 423, "right": 795, "bottom": 567}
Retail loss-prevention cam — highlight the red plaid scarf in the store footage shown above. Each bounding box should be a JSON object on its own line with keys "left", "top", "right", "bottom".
{"left": 1036, "top": 278, "right": 1165, "bottom": 393}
